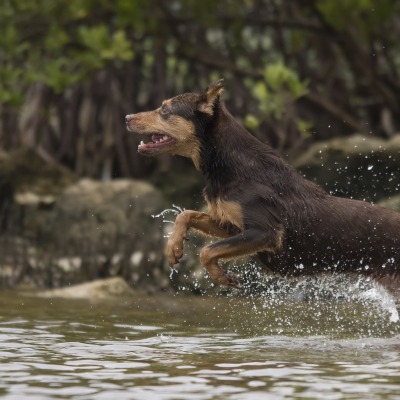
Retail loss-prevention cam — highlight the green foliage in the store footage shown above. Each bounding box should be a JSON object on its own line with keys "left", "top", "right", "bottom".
{"left": 264, "top": 61, "right": 308, "bottom": 98}
{"left": 1, "top": 0, "right": 399, "bottom": 154}
{"left": 297, "top": 119, "right": 313, "bottom": 139}
{"left": 244, "top": 114, "right": 260, "bottom": 131}
{"left": 0, "top": 0, "right": 392, "bottom": 109}
{"left": 245, "top": 61, "right": 311, "bottom": 139}
{"left": 251, "top": 61, "right": 308, "bottom": 120}
{"left": 42, "top": 59, "right": 80, "bottom": 94}
{"left": 78, "top": 26, "right": 133, "bottom": 62}
{"left": 317, "top": 0, "right": 395, "bottom": 37}
{"left": 0, "top": 0, "right": 135, "bottom": 103}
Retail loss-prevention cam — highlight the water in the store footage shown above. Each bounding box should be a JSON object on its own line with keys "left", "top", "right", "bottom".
{"left": 1, "top": 285, "right": 400, "bottom": 400}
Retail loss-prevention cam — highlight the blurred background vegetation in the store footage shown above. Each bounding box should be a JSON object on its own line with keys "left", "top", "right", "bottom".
{"left": 1, "top": 0, "right": 399, "bottom": 183}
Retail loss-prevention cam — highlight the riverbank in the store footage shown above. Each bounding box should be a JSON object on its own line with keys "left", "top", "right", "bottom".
{"left": 1, "top": 134, "right": 399, "bottom": 294}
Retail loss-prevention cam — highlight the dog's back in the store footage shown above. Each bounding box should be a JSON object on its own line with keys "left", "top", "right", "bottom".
{"left": 265, "top": 189, "right": 400, "bottom": 278}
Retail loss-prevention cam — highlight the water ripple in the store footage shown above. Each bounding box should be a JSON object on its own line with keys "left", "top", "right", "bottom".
{"left": 0, "top": 292, "right": 400, "bottom": 399}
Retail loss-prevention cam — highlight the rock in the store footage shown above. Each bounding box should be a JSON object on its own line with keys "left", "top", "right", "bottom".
{"left": 0, "top": 164, "right": 170, "bottom": 291}
{"left": 0, "top": 148, "right": 75, "bottom": 200}
{"left": 0, "top": 236, "right": 32, "bottom": 288}
{"left": 34, "top": 178, "right": 169, "bottom": 290}
{"left": 293, "top": 134, "right": 400, "bottom": 202}
{"left": 0, "top": 149, "right": 76, "bottom": 254}
{"left": 35, "top": 277, "right": 134, "bottom": 299}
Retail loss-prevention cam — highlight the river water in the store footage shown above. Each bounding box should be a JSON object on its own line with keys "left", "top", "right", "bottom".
{"left": 1, "top": 278, "right": 400, "bottom": 400}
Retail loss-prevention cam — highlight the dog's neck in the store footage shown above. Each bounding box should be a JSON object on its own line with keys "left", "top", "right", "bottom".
{"left": 198, "top": 104, "right": 261, "bottom": 200}
{"left": 198, "top": 104, "right": 321, "bottom": 204}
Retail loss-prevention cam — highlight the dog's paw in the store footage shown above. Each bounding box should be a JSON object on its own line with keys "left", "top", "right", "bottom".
{"left": 218, "top": 270, "right": 241, "bottom": 289}
{"left": 166, "top": 236, "right": 184, "bottom": 267}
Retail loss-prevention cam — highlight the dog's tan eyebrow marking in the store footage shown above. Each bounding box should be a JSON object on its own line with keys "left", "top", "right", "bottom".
{"left": 162, "top": 99, "right": 172, "bottom": 107}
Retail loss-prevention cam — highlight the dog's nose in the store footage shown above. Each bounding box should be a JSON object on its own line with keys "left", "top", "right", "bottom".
{"left": 125, "top": 114, "right": 134, "bottom": 123}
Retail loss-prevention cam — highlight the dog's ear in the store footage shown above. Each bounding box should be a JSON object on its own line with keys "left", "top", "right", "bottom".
{"left": 198, "top": 79, "right": 224, "bottom": 115}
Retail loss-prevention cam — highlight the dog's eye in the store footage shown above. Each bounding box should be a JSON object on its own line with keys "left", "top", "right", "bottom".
{"left": 159, "top": 106, "right": 169, "bottom": 117}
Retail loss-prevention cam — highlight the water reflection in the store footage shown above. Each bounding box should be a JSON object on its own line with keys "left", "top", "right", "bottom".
{"left": 0, "top": 291, "right": 400, "bottom": 399}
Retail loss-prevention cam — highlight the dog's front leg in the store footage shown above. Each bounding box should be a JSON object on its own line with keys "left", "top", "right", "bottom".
{"left": 199, "top": 228, "right": 283, "bottom": 288}
{"left": 167, "top": 210, "right": 231, "bottom": 267}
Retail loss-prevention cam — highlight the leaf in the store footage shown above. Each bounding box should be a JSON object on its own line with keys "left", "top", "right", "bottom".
{"left": 42, "top": 58, "right": 81, "bottom": 93}
{"left": 253, "top": 82, "right": 269, "bottom": 102}
{"left": 244, "top": 114, "right": 260, "bottom": 130}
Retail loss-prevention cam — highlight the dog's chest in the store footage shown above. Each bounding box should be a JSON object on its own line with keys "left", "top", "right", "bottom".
{"left": 206, "top": 198, "right": 244, "bottom": 230}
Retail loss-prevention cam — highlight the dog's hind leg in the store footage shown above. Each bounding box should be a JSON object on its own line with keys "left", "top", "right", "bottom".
{"left": 167, "top": 210, "right": 231, "bottom": 267}
{"left": 199, "top": 228, "right": 283, "bottom": 288}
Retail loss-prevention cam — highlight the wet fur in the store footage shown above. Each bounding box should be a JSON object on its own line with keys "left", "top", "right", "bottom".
{"left": 126, "top": 81, "right": 400, "bottom": 292}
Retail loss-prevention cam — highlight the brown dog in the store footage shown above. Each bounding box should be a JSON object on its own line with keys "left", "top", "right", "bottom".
{"left": 126, "top": 80, "right": 400, "bottom": 292}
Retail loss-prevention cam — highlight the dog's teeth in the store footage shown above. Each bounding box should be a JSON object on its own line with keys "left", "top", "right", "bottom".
{"left": 163, "top": 135, "right": 168, "bottom": 141}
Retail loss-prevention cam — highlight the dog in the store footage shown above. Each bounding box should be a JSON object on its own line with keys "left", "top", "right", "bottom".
{"left": 125, "top": 80, "right": 400, "bottom": 293}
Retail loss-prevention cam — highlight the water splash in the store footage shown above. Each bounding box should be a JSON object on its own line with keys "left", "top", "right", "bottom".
{"left": 152, "top": 205, "right": 185, "bottom": 237}
{"left": 152, "top": 204, "right": 184, "bottom": 222}
{"left": 359, "top": 282, "right": 399, "bottom": 323}
{"left": 219, "top": 262, "right": 400, "bottom": 337}
{"left": 151, "top": 207, "right": 399, "bottom": 335}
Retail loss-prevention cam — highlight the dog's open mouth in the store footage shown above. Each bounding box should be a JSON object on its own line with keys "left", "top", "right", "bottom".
{"left": 137, "top": 133, "right": 176, "bottom": 153}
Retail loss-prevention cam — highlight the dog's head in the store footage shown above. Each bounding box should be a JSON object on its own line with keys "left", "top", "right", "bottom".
{"left": 125, "top": 80, "right": 224, "bottom": 169}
